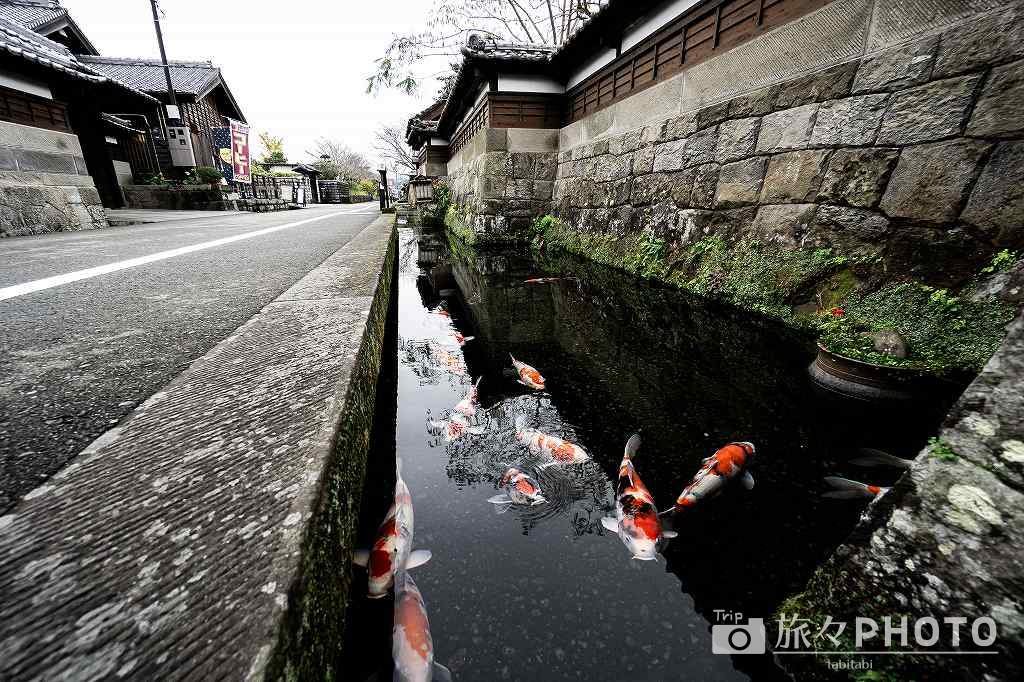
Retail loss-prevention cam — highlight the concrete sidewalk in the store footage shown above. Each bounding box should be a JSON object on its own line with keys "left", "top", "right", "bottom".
{"left": 0, "top": 214, "right": 397, "bottom": 680}
{"left": 105, "top": 208, "right": 246, "bottom": 226}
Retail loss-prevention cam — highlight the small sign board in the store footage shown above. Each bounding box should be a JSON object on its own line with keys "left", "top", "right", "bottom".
{"left": 229, "top": 119, "right": 251, "bottom": 183}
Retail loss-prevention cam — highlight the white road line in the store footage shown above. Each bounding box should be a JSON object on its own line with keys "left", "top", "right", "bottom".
{"left": 0, "top": 211, "right": 356, "bottom": 302}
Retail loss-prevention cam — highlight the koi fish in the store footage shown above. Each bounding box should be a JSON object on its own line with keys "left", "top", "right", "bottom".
{"left": 392, "top": 571, "right": 452, "bottom": 682}
{"left": 431, "top": 347, "right": 466, "bottom": 376}
{"left": 822, "top": 476, "right": 891, "bottom": 499}
{"left": 509, "top": 354, "right": 545, "bottom": 390}
{"left": 352, "top": 477, "right": 432, "bottom": 599}
{"left": 601, "top": 434, "right": 676, "bottom": 560}
{"left": 427, "top": 414, "right": 485, "bottom": 442}
{"left": 453, "top": 377, "right": 482, "bottom": 417}
{"left": 523, "top": 277, "right": 561, "bottom": 284}
{"left": 451, "top": 331, "right": 475, "bottom": 346}
{"left": 662, "top": 442, "right": 756, "bottom": 515}
{"left": 436, "top": 309, "right": 451, "bottom": 318}
{"left": 849, "top": 448, "right": 912, "bottom": 470}
{"left": 514, "top": 415, "right": 590, "bottom": 464}
{"left": 488, "top": 466, "right": 547, "bottom": 508}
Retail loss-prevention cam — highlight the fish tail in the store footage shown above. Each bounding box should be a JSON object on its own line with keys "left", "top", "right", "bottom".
{"left": 850, "top": 448, "right": 912, "bottom": 470}
{"left": 824, "top": 476, "right": 883, "bottom": 497}
{"left": 624, "top": 433, "right": 641, "bottom": 460}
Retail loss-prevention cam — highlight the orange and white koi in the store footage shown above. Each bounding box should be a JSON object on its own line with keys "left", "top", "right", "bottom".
{"left": 514, "top": 415, "right": 590, "bottom": 464}
{"left": 453, "top": 377, "right": 482, "bottom": 417}
{"left": 601, "top": 434, "right": 676, "bottom": 560}
{"left": 428, "top": 413, "right": 485, "bottom": 442}
{"left": 509, "top": 354, "right": 545, "bottom": 390}
{"left": 431, "top": 347, "right": 466, "bottom": 376}
{"left": 488, "top": 466, "right": 547, "bottom": 507}
{"left": 352, "top": 477, "right": 432, "bottom": 599}
{"left": 822, "top": 476, "right": 891, "bottom": 499}
{"left": 392, "top": 571, "right": 452, "bottom": 682}
{"left": 662, "top": 441, "right": 756, "bottom": 515}
{"left": 451, "top": 330, "right": 475, "bottom": 346}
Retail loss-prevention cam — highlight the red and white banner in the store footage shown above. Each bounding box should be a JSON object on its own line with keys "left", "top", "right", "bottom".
{"left": 229, "top": 119, "right": 251, "bottom": 183}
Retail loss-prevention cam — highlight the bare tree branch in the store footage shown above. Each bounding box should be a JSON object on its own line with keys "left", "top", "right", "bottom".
{"left": 374, "top": 125, "right": 419, "bottom": 175}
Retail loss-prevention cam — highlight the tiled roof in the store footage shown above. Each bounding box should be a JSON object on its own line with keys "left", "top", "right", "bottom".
{"left": 0, "top": 1, "right": 63, "bottom": 31}
{"left": 462, "top": 36, "right": 556, "bottom": 62}
{"left": 0, "top": 13, "right": 153, "bottom": 103}
{"left": 77, "top": 56, "right": 223, "bottom": 97}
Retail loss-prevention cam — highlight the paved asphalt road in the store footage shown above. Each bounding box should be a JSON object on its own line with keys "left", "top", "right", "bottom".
{"left": 0, "top": 204, "right": 379, "bottom": 512}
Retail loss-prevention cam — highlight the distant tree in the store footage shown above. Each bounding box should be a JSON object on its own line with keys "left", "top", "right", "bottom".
{"left": 367, "top": 0, "right": 608, "bottom": 96}
{"left": 306, "top": 139, "right": 375, "bottom": 182}
{"left": 374, "top": 124, "right": 419, "bottom": 176}
{"left": 259, "top": 131, "right": 287, "bottom": 164}
{"left": 353, "top": 178, "right": 379, "bottom": 196}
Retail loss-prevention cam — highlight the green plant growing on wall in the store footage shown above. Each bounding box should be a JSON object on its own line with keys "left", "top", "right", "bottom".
{"left": 194, "top": 166, "right": 224, "bottom": 186}
{"left": 927, "top": 437, "right": 958, "bottom": 462}
{"left": 420, "top": 179, "right": 452, "bottom": 228}
{"left": 980, "top": 249, "right": 1019, "bottom": 275}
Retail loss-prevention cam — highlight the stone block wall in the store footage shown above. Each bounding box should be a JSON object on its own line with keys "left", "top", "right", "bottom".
{"left": 0, "top": 121, "right": 107, "bottom": 237}
{"left": 552, "top": 3, "right": 1024, "bottom": 279}
{"left": 446, "top": 128, "right": 558, "bottom": 243}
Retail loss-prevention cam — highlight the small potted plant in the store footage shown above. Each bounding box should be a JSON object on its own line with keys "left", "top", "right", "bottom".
{"left": 195, "top": 166, "right": 224, "bottom": 189}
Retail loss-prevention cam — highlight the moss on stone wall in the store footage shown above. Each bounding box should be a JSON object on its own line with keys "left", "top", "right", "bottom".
{"left": 524, "top": 215, "right": 1017, "bottom": 375}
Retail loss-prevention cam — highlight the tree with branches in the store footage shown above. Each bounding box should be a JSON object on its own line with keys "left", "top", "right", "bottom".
{"left": 374, "top": 124, "right": 419, "bottom": 176}
{"left": 258, "top": 132, "right": 287, "bottom": 164}
{"left": 367, "top": 0, "right": 608, "bottom": 96}
{"left": 306, "top": 139, "right": 376, "bottom": 182}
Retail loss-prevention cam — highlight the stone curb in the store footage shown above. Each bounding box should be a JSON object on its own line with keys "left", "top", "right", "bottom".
{"left": 0, "top": 213, "right": 398, "bottom": 681}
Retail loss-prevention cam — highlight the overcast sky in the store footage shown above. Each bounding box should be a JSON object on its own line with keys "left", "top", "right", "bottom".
{"left": 64, "top": 0, "right": 443, "bottom": 166}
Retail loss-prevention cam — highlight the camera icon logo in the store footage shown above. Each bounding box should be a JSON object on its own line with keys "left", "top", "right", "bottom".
{"left": 712, "top": 618, "right": 767, "bottom": 655}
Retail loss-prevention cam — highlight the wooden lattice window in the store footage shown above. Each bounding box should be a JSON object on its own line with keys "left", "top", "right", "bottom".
{"left": 0, "top": 85, "right": 71, "bottom": 132}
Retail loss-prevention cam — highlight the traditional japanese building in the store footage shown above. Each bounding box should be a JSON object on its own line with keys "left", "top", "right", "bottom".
{"left": 78, "top": 56, "right": 247, "bottom": 170}
{"left": 0, "top": 13, "right": 159, "bottom": 235}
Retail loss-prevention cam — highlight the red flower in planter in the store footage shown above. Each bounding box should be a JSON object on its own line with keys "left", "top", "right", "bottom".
{"left": 830, "top": 307, "right": 845, "bottom": 317}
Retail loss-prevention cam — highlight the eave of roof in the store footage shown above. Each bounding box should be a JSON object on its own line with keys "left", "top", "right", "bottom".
{"left": 0, "top": 14, "right": 157, "bottom": 102}
{"left": 0, "top": 1, "right": 99, "bottom": 55}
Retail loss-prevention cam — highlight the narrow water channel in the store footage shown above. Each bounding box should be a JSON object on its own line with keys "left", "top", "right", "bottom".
{"left": 346, "top": 227, "right": 952, "bottom": 681}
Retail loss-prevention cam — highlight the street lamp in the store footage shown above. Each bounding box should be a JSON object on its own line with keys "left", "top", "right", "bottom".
{"left": 377, "top": 165, "right": 389, "bottom": 211}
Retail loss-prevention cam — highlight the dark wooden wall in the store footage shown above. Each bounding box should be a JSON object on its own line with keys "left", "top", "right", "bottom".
{"left": 0, "top": 85, "right": 71, "bottom": 133}
{"left": 567, "top": 0, "right": 832, "bottom": 122}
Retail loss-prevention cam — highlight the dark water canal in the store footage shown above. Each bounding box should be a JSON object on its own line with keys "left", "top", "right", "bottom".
{"left": 347, "top": 227, "right": 952, "bottom": 681}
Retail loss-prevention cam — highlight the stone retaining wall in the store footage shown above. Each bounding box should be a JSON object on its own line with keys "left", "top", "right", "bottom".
{"left": 552, "top": 2, "right": 1024, "bottom": 278}
{"left": 446, "top": 128, "right": 558, "bottom": 243}
{"left": 0, "top": 121, "right": 107, "bottom": 237}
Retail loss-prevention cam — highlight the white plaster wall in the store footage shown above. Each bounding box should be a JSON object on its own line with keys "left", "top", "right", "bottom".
{"left": 621, "top": 0, "right": 702, "bottom": 52}
{"left": 0, "top": 71, "right": 52, "bottom": 100}
{"left": 567, "top": 48, "right": 617, "bottom": 90}
{"left": 497, "top": 75, "right": 564, "bottom": 93}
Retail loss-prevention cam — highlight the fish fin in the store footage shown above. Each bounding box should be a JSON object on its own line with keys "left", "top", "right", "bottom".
{"left": 463, "top": 336, "right": 475, "bottom": 342}
{"left": 624, "top": 433, "right": 641, "bottom": 459}
{"left": 509, "top": 353, "right": 516, "bottom": 364}
{"left": 405, "top": 549, "right": 432, "bottom": 570}
{"left": 352, "top": 549, "right": 369, "bottom": 568}
{"left": 850, "top": 449, "right": 912, "bottom": 469}
{"left": 600, "top": 517, "right": 619, "bottom": 533}
{"left": 432, "top": 663, "right": 453, "bottom": 682}
{"left": 487, "top": 494, "right": 512, "bottom": 504}
{"left": 662, "top": 530, "right": 678, "bottom": 539}
{"left": 537, "top": 461, "right": 559, "bottom": 470}
{"left": 824, "top": 476, "right": 874, "bottom": 492}
{"left": 822, "top": 490, "right": 870, "bottom": 499}
{"left": 531, "top": 497, "right": 547, "bottom": 506}
{"left": 474, "top": 376, "right": 482, "bottom": 388}
{"left": 657, "top": 507, "right": 676, "bottom": 517}
{"left": 516, "top": 379, "right": 531, "bottom": 388}
{"left": 741, "top": 471, "right": 755, "bottom": 490}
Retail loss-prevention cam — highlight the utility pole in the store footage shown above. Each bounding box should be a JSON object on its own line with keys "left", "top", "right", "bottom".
{"left": 149, "top": 0, "right": 180, "bottom": 124}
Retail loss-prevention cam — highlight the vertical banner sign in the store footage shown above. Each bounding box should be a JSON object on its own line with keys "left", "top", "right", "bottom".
{"left": 229, "top": 119, "right": 251, "bottom": 183}
{"left": 212, "top": 126, "right": 233, "bottom": 181}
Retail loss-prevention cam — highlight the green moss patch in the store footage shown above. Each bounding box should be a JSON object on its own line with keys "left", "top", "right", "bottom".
{"left": 818, "top": 283, "right": 1015, "bottom": 374}
{"left": 524, "top": 215, "right": 1018, "bottom": 376}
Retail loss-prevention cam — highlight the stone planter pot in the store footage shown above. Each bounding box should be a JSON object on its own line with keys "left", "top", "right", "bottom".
{"left": 808, "top": 343, "right": 966, "bottom": 404}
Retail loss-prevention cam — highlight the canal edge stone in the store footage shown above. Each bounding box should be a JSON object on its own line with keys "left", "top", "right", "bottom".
{"left": 0, "top": 214, "right": 398, "bottom": 681}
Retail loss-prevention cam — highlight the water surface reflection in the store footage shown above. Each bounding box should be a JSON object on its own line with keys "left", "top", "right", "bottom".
{"left": 347, "top": 227, "right": 950, "bottom": 681}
